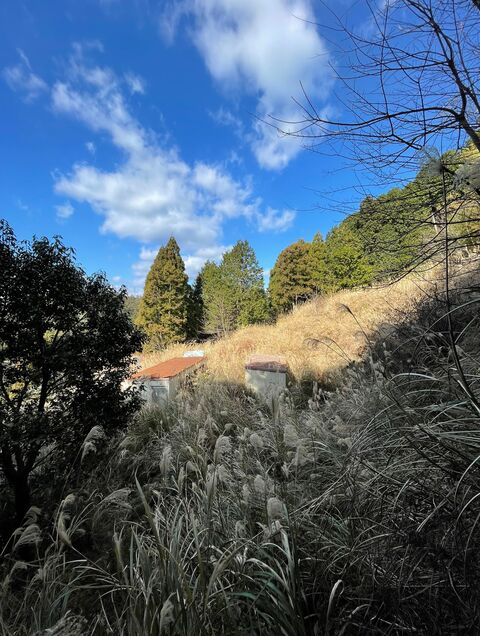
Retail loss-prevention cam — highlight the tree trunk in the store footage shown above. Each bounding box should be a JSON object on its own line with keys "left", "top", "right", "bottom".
{"left": 12, "top": 473, "right": 31, "bottom": 523}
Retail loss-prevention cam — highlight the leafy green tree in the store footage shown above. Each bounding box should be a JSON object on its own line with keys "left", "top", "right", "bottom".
{"left": 201, "top": 241, "right": 269, "bottom": 335}
{"left": 308, "top": 232, "right": 330, "bottom": 295}
{"left": 137, "top": 237, "right": 189, "bottom": 349}
{"left": 322, "top": 220, "right": 374, "bottom": 291}
{"left": 0, "top": 221, "right": 143, "bottom": 524}
{"left": 124, "top": 295, "right": 142, "bottom": 322}
{"left": 269, "top": 240, "right": 313, "bottom": 313}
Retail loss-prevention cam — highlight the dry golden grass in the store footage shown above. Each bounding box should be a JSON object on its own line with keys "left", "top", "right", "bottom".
{"left": 141, "top": 270, "right": 442, "bottom": 384}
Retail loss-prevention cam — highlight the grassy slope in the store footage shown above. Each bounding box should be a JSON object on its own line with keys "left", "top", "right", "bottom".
{"left": 142, "top": 269, "right": 440, "bottom": 384}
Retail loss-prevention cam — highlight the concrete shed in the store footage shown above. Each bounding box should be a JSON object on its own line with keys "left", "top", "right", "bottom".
{"left": 130, "top": 356, "right": 205, "bottom": 405}
{"left": 245, "top": 354, "right": 288, "bottom": 401}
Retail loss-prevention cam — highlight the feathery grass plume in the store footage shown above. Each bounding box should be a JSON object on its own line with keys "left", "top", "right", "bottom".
{"left": 1, "top": 561, "right": 28, "bottom": 594}
{"left": 214, "top": 435, "right": 231, "bottom": 462}
{"left": 249, "top": 432, "right": 263, "bottom": 450}
{"left": 253, "top": 474, "right": 266, "bottom": 495}
{"left": 55, "top": 494, "right": 76, "bottom": 548}
{"left": 284, "top": 424, "right": 299, "bottom": 448}
{"left": 42, "top": 612, "right": 88, "bottom": 635}
{"left": 160, "top": 445, "right": 172, "bottom": 478}
{"left": 267, "top": 497, "right": 286, "bottom": 524}
{"left": 80, "top": 425, "right": 106, "bottom": 462}
{"left": 13, "top": 524, "right": 41, "bottom": 551}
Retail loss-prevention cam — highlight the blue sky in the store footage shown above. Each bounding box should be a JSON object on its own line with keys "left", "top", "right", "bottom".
{"left": 1, "top": 0, "right": 373, "bottom": 293}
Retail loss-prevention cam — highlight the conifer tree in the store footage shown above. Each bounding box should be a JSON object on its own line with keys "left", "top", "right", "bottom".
{"left": 222, "top": 241, "right": 270, "bottom": 327}
{"left": 187, "top": 273, "right": 204, "bottom": 340}
{"left": 268, "top": 240, "right": 313, "bottom": 313}
{"left": 308, "top": 232, "right": 329, "bottom": 295}
{"left": 200, "top": 260, "right": 234, "bottom": 336}
{"left": 137, "top": 237, "right": 189, "bottom": 349}
{"left": 200, "top": 241, "right": 270, "bottom": 335}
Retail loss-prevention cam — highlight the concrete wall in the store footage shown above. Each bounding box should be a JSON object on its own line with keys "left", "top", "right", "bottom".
{"left": 135, "top": 378, "right": 170, "bottom": 405}
{"left": 134, "top": 375, "right": 186, "bottom": 406}
{"left": 245, "top": 368, "right": 287, "bottom": 402}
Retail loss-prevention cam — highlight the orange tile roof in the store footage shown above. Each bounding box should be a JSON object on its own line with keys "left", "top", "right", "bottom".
{"left": 131, "top": 356, "right": 206, "bottom": 380}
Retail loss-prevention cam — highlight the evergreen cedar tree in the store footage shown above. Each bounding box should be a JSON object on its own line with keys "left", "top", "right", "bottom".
{"left": 187, "top": 273, "right": 204, "bottom": 340}
{"left": 0, "top": 221, "right": 143, "bottom": 525}
{"left": 268, "top": 240, "right": 314, "bottom": 313}
{"left": 137, "top": 237, "right": 190, "bottom": 349}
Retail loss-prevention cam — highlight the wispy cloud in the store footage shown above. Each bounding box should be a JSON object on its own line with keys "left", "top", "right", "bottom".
{"left": 49, "top": 45, "right": 294, "bottom": 289}
{"left": 163, "top": 0, "right": 332, "bottom": 170}
{"left": 257, "top": 207, "right": 295, "bottom": 233}
{"left": 3, "top": 49, "right": 48, "bottom": 102}
{"left": 124, "top": 72, "right": 146, "bottom": 95}
{"left": 56, "top": 201, "right": 74, "bottom": 220}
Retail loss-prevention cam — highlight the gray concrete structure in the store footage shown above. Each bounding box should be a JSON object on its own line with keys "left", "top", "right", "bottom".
{"left": 245, "top": 354, "right": 288, "bottom": 401}
{"left": 128, "top": 356, "right": 205, "bottom": 406}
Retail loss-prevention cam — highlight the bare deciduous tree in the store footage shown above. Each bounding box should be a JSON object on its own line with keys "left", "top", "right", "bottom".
{"left": 276, "top": 0, "right": 480, "bottom": 271}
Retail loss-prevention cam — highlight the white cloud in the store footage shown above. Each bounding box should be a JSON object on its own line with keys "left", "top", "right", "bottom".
{"left": 163, "top": 0, "right": 332, "bottom": 169}
{"left": 132, "top": 243, "right": 229, "bottom": 293}
{"left": 209, "top": 106, "right": 245, "bottom": 139}
{"left": 56, "top": 201, "right": 74, "bottom": 219}
{"left": 183, "top": 244, "right": 230, "bottom": 279}
{"left": 125, "top": 72, "right": 146, "bottom": 95}
{"left": 85, "top": 141, "right": 96, "bottom": 154}
{"left": 49, "top": 51, "right": 293, "bottom": 289}
{"left": 3, "top": 49, "right": 48, "bottom": 102}
{"left": 257, "top": 207, "right": 295, "bottom": 232}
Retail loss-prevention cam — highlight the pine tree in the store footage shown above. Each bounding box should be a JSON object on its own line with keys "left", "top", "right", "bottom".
{"left": 268, "top": 239, "right": 313, "bottom": 313}
{"left": 137, "top": 237, "right": 189, "bottom": 349}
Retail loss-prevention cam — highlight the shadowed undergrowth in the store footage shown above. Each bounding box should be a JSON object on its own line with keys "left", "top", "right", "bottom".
{"left": 1, "top": 267, "right": 480, "bottom": 634}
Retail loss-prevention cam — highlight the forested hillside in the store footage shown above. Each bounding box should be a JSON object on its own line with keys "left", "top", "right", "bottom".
{"left": 129, "top": 142, "right": 479, "bottom": 348}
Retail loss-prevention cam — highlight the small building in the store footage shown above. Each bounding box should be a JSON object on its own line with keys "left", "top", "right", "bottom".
{"left": 245, "top": 354, "right": 288, "bottom": 401}
{"left": 130, "top": 356, "right": 206, "bottom": 405}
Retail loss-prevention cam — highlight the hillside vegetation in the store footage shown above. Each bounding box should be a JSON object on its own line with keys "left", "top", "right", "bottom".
{"left": 1, "top": 261, "right": 479, "bottom": 634}
{"left": 141, "top": 268, "right": 440, "bottom": 385}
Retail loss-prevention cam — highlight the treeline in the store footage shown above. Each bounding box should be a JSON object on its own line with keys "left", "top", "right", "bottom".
{"left": 131, "top": 144, "right": 479, "bottom": 349}
{"left": 133, "top": 238, "right": 269, "bottom": 349}
{"left": 270, "top": 143, "right": 479, "bottom": 311}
